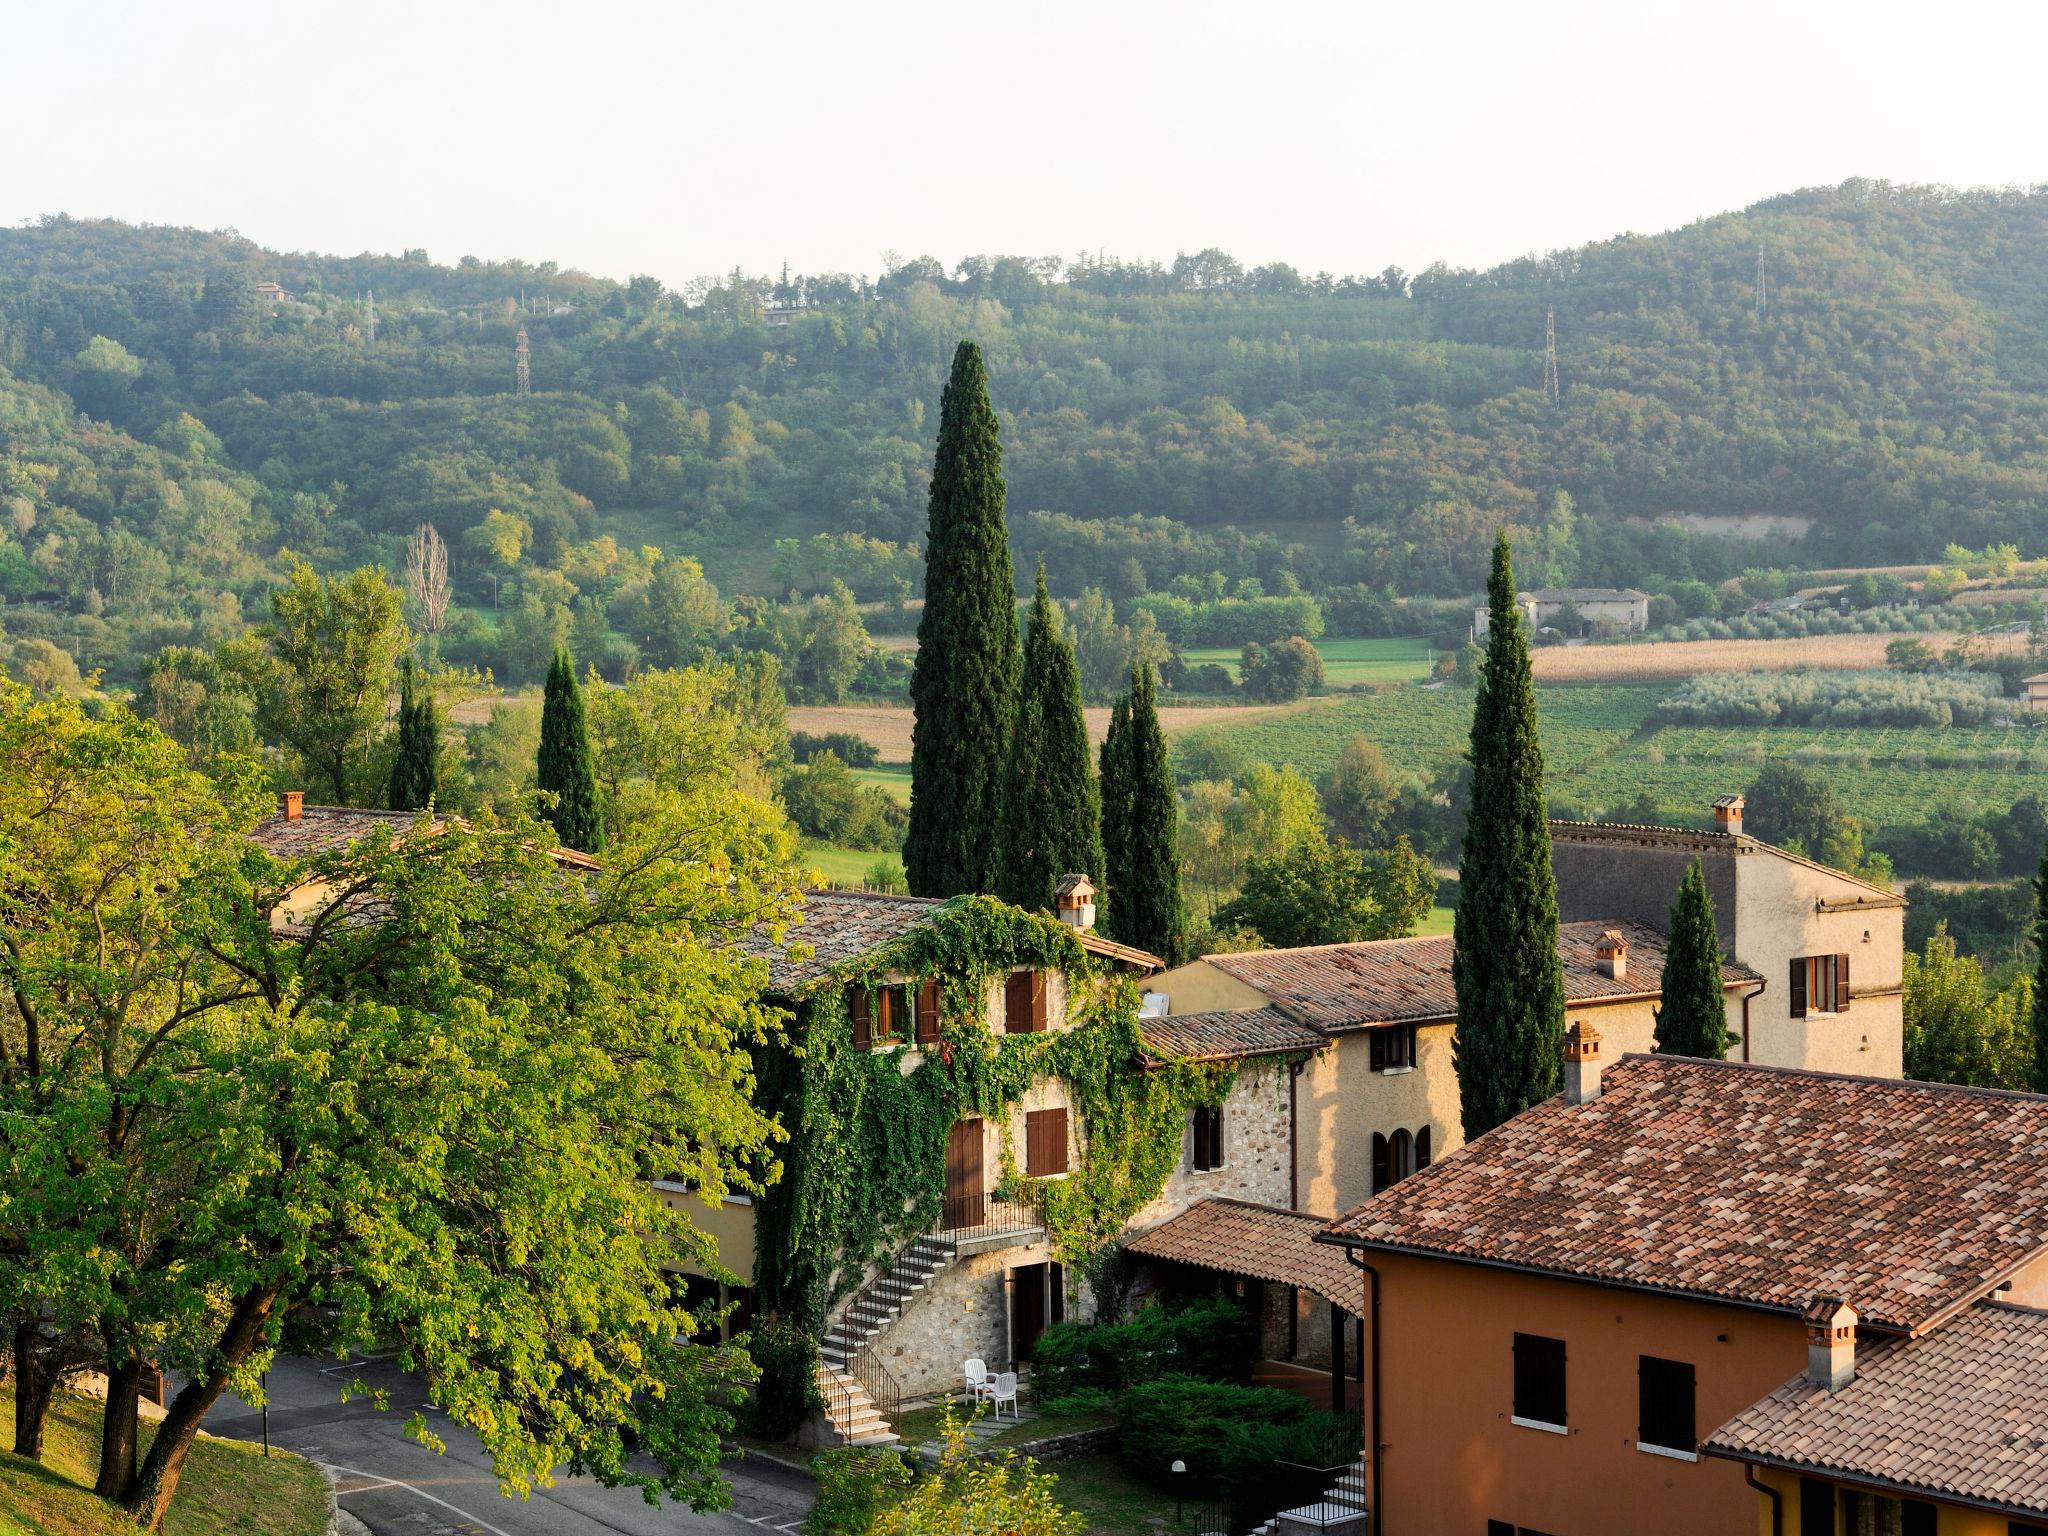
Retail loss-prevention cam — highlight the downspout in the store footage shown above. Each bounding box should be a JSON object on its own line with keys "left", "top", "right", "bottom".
{"left": 1745, "top": 1464, "right": 1783, "bottom": 1536}
{"left": 1343, "top": 1248, "right": 1383, "bottom": 1532}
{"left": 1740, "top": 976, "right": 1768, "bottom": 1064}
{"left": 1288, "top": 1058, "right": 1304, "bottom": 1211}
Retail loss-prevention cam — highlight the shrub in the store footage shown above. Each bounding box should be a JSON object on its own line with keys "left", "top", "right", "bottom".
{"left": 747, "top": 1316, "right": 820, "bottom": 1440}
{"left": 1657, "top": 669, "right": 2011, "bottom": 729}
{"left": 1031, "top": 1295, "right": 1256, "bottom": 1397}
{"left": 1039, "top": 1386, "right": 1116, "bottom": 1416}
{"left": 792, "top": 729, "right": 881, "bottom": 768}
{"left": 1115, "top": 1377, "right": 1351, "bottom": 1505}
{"left": 808, "top": 1446, "right": 913, "bottom": 1536}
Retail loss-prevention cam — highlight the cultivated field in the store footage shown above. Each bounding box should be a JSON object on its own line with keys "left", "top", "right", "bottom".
{"left": 1530, "top": 629, "right": 2031, "bottom": 683}
{"left": 1183, "top": 636, "right": 1438, "bottom": 687}
{"left": 786, "top": 697, "right": 1346, "bottom": 761}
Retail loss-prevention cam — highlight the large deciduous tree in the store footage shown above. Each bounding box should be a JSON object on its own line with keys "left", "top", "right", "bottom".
{"left": 1653, "top": 861, "right": 1729, "bottom": 1059}
{"left": 253, "top": 561, "right": 411, "bottom": 805}
{"left": 1214, "top": 833, "right": 1433, "bottom": 949}
{"left": 538, "top": 646, "right": 603, "bottom": 852}
{"left": 905, "top": 340, "right": 1020, "bottom": 896}
{"left": 1452, "top": 535, "right": 1565, "bottom": 1140}
{"left": 1105, "top": 664, "right": 1188, "bottom": 964}
{"left": 995, "top": 565, "right": 1103, "bottom": 910}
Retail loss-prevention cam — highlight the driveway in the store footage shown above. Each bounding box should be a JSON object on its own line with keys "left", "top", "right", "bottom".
{"left": 203, "top": 1354, "right": 817, "bottom": 1536}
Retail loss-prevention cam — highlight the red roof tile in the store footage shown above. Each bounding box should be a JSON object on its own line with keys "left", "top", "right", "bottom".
{"left": 1127, "top": 1199, "right": 1363, "bottom": 1315}
{"left": 1706, "top": 1302, "right": 2048, "bottom": 1518}
{"left": 247, "top": 804, "right": 602, "bottom": 870}
{"left": 1320, "top": 1057, "right": 2048, "bottom": 1334}
{"left": 1139, "top": 1006, "right": 1326, "bottom": 1065}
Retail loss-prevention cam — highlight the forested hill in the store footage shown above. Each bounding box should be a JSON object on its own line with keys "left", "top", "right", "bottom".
{"left": 3, "top": 177, "right": 2047, "bottom": 685}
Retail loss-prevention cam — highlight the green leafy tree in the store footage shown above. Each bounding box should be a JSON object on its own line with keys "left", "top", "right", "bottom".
{"left": 1744, "top": 760, "right": 1846, "bottom": 855}
{"left": 1214, "top": 833, "right": 1432, "bottom": 948}
{"left": 1107, "top": 664, "right": 1188, "bottom": 964}
{"left": 905, "top": 341, "right": 1021, "bottom": 896}
{"left": 1453, "top": 535, "right": 1566, "bottom": 1140}
{"left": 1653, "top": 861, "right": 1729, "bottom": 1058}
{"left": 789, "top": 579, "right": 870, "bottom": 704}
{"left": 538, "top": 647, "right": 603, "bottom": 852}
{"left": 1321, "top": 737, "right": 1401, "bottom": 849}
{"left": 1098, "top": 695, "right": 1133, "bottom": 932}
{"left": 874, "top": 1412, "right": 1082, "bottom": 1536}
{"left": 388, "top": 656, "right": 438, "bottom": 811}
{"left": 996, "top": 566, "right": 1104, "bottom": 910}
{"left": 1906, "top": 922, "right": 2035, "bottom": 1088}
{"left": 1239, "top": 635, "right": 1325, "bottom": 702}
{"left": 253, "top": 562, "right": 411, "bottom": 804}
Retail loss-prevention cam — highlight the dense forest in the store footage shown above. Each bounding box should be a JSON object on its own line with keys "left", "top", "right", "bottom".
{"left": 4, "top": 177, "right": 2048, "bottom": 684}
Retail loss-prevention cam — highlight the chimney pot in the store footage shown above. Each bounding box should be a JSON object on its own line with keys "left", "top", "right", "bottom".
{"left": 1053, "top": 873, "right": 1097, "bottom": 931}
{"left": 280, "top": 790, "right": 304, "bottom": 822}
{"left": 1564, "top": 1020, "right": 1604, "bottom": 1104}
{"left": 1714, "top": 794, "right": 1745, "bottom": 836}
{"left": 1594, "top": 929, "right": 1628, "bottom": 981}
{"left": 1804, "top": 1297, "right": 1858, "bottom": 1392}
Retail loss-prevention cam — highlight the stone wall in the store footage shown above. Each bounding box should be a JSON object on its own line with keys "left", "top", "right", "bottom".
{"left": 1128, "top": 1056, "right": 1295, "bottom": 1231}
{"left": 868, "top": 1238, "right": 1061, "bottom": 1404}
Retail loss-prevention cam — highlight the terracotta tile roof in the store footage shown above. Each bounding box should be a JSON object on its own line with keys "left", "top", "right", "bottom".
{"left": 1320, "top": 1057, "right": 2048, "bottom": 1335}
{"left": 1127, "top": 1199, "right": 1363, "bottom": 1316}
{"left": 1202, "top": 919, "right": 1757, "bottom": 1032}
{"left": 741, "top": 891, "right": 1161, "bottom": 994}
{"left": 1139, "top": 1006, "right": 1326, "bottom": 1065}
{"left": 247, "top": 804, "right": 603, "bottom": 870}
{"left": 1549, "top": 818, "right": 1903, "bottom": 904}
{"left": 1705, "top": 1302, "right": 2048, "bottom": 1519}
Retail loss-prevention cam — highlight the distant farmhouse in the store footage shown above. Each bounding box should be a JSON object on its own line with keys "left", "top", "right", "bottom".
{"left": 1473, "top": 585, "right": 1650, "bottom": 639}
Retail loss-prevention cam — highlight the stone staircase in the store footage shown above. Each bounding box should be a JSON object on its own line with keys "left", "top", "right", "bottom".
{"left": 815, "top": 1355, "right": 899, "bottom": 1447}
{"left": 815, "top": 1233, "right": 958, "bottom": 1447}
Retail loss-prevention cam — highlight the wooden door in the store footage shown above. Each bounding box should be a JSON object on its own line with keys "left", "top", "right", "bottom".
{"left": 1011, "top": 1263, "right": 1048, "bottom": 1360}
{"left": 944, "top": 1118, "right": 985, "bottom": 1231}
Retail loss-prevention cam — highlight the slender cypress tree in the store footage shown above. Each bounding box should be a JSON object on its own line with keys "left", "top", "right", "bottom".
{"left": 905, "top": 340, "right": 1022, "bottom": 896}
{"left": 1452, "top": 535, "right": 1566, "bottom": 1139}
{"left": 1107, "top": 664, "right": 1188, "bottom": 964}
{"left": 995, "top": 564, "right": 1104, "bottom": 910}
{"left": 1099, "top": 694, "right": 1134, "bottom": 934}
{"left": 1654, "top": 861, "right": 1729, "bottom": 1059}
{"left": 2032, "top": 842, "right": 2048, "bottom": 1093}
{"left": 537, "top": 647, "right": 602, "bottom": 854}
{"left": 387, "top": 657, "right": 438, "bottom": 812}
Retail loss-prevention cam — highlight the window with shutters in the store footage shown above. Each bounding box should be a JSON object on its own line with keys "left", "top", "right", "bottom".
{"left": 1841, "top": 1491, "right": 1936, "bottom": 1536}
{"left": 1511, "top": 1332, "right": 1567, "bottom": 1430}
{"left": 1790, "top": 954, "right": 1849, "bottom": 1018}
{"left": 1373, "top": 1126, "right": 1430, "bottom": 1193}
{"left": 913, "top": 978, "right": 943, "bottom": 1047}
{"left": 1369, "top": 1024, "right": 1417, "bottom": 1072}
{"left": 1025, "top": 1107, "right": 1069, "bottom": 1177}
{"left": 1636, "top": 1355, "right": 1696, "bottom": 1457}
{"left": 1005, "top": 969, "right": 1048, "bottom": 1033}
{"left": 848, "top": 986, "right": 872, "bottom": 1048}
{"left": 1391, "top": 1127, "right": 1415, "bottom": 1182}
{"left": 1191, "top": 1105, "right": 1225, "bottom": 1171}
{"left": 874, "top": 984, "right": 910, "bottom": 1043}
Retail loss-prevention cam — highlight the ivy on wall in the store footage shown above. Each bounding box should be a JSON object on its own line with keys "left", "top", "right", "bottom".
{"left": 752, "top": 896, "right": 1234, "bottom": 1335}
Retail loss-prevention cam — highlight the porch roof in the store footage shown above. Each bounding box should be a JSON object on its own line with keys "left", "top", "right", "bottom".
{"left": 1126, "top": 1198, "right": 1363, "bottom": 1317}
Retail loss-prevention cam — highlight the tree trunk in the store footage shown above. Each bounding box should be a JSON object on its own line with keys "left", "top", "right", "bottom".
{"left": 94, "top": 1347, "right": 141, "bottom": 1501}
{"left": 11, "top": 1322, "right": 55, "bottom": 1460}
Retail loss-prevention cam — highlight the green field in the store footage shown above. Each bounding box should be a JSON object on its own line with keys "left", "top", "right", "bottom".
{"left": 1184, "top": 636, "right": 1437, "bottom": 688}
{"left": 854, "top": 765, "right": 913, "bottom": 803}
{"left": 802, "top": 841, "right": 904, "bottom": 890}
{"left": 1175, "top": 681, "right": 2048, "bottom": 828}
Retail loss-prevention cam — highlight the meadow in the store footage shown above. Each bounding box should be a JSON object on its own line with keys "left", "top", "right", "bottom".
{"left": 1184, "top": 635, "right": 1439, "bottom": 688}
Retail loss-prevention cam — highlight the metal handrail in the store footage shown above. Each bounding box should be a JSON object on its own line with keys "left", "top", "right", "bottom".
{"left": 935, "top": 1192, "right": 1043, "bottom": 1243}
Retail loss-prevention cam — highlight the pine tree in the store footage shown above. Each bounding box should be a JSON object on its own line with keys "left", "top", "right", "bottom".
{"left": 995, "top": 565, "right": 1104, "bottom": 910}
{"left": 537, "top": 647, "right": 602, "bottom": 854}
{"left": 1107, "top": 664, "right": 1188, "bottom": 964}
{"left": 1452, "top": 535, "right": 1566, "bottom": 1139}
{"left": 1654, "top": 861, "right": 1729, "bottom": 1058}
{"left": 1098, "top": 693, "right": 1134, "bottom": 934}
{"left": 2032, "top": 841, "right": 2048, "bottom": 1093}
{"left": 904, "top": 340, "right": 1022, "bottom": 896}
{"left": 387, "top": 657, "right": 438, "bottom": 812}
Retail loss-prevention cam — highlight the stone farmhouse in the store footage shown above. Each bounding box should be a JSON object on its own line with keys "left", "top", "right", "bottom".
{"left": 1472, "top": 586, "right": 1652, "bottom": 639}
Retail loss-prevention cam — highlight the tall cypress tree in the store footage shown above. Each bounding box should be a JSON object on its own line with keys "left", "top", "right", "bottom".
{"left": 905, "top": 340, "right": 1021, "bottom": 896}
{"left": 1654, "top": 861, "right": 1729, "bottom": 1059}
{"left": 995, "top": 564, "right": 1104, "bottom": 910}
{"left": 2032, "top": 842, "right": 2048, "bottom": 1093}
{"left": 1099, "top": 693, "right": 1134, "bottom": 934}
{"left": 537, "top": 647, "right": 602, "bottom": 854}
{"left": 1108, "top": 664, "right": 1188, "bottom": 965}
{"left": 1452, "top": 535, "right": 1565, "bottom": 1139}
{"left": 388, "top": 657, "right": 438, "bottom": 812}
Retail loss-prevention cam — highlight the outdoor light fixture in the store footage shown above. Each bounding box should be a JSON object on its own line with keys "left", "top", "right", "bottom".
{"left": 1172, "top": 1460, "right": 1186, "bottom": 1521}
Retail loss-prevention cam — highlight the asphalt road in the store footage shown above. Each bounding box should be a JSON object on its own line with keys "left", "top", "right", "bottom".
{"left": 202, "top": 1354, "right": 818, "bottom": 1536}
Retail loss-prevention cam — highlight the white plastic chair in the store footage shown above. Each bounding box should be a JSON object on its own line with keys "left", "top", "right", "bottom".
{"left": 988, "top": 1370, "right": 1019, "bottom": 1422}
{"left": 964, "top": 1357, "right": 993, "bottom": 1405}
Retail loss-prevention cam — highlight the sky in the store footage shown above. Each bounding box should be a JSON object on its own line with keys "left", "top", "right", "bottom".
{"left": 9, "top": 0, "right": 2046, "bottom": 287}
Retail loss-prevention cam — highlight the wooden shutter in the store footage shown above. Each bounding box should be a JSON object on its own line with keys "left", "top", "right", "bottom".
{"left": 1416, "top": 1125, "right": 1432, "bottom": 1169}
{"left": 1005, "top": 971, "right": 1035, "bottom": 1032}
{"left": 1789, "top": 958, "right": 1808, "bottom": 1019}
{"left": 1030, "top": 970, "right": 1048, "bottom": 1032}
{"left": 1202, "top": 1106, "right": 1224, "bottom": 1170}
{"left": 1371, "top": 1132, "right": 1390, "bottom": 1194}
{"left": 915, "top": 979, "right": 942, "bottom": 1045}
{"left": 1191, "top": 1109, "right": 1212, "bottom": 1172}
{"left": 1835, "top": 953, "right": 1851, "bottom": 1014}
{"left": 849, "top": 986, "right": 872, "bottom": 1048}
{"left": 1369, "top": 1030, "right": 1387, "bottom": 1072}
{"left": 1027, "top": 1108, "right": 1068, "bottom": 1176}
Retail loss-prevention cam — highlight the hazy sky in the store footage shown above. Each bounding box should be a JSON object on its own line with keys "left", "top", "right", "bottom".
{"left": 10, "top": 0, "right": 2045, "bottom": 287}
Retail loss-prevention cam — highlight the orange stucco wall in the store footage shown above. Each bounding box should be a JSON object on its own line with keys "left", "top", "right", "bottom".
{"left": 1368, "top": 1250, "right": 1811, "bottom": 1536}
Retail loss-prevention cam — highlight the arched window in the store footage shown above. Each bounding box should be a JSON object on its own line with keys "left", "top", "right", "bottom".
{"left": 1371, "top": 1132, "right": 1390, "bottom": 1194}
{"left": 1417, "top": 1125, "right": 1432, "bottom": 1169}
{"left": 1392, "top": 1128, "right": 1415, "bottom": 1182}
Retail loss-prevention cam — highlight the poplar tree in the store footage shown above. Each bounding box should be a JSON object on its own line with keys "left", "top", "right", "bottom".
{"left": 2032, "top": 842, "right": 2048, "bottom": 1092}
{"left": 388, "top": 657, "right": 438, "bottom": 812}
{"left": 996, "top": 565, "right": 1103, "bottom": 910}
{"left": 1099, "top": 694, "right": 1134, "bottom": 932}
{"left": 1107, "top": 664, "right": 1188, "bottom": 964}
{"left": 905, "top": 340, "right": 1021, "bottom": 896}
{"left": 538, "top": 647, "right": 602, "bottom": 853}
{"left": 1654, "top": 861, "right": 1729, "bottom": 1058}
{"left": 1452, "top": 535, "right": 1566, "bottom": 1138}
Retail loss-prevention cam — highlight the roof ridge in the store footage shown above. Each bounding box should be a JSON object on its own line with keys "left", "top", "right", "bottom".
{"left": 1616, "top": 1051, "right": 2048, "bottom": 1106}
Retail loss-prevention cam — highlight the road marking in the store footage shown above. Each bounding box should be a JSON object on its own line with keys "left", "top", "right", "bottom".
{"left": 317, "top": 1460, "right": 520, "bottom": 1536}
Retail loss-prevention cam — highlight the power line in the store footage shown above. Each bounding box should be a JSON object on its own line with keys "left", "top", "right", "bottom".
{"left": 514, "top": 327, "right": 531, "bottom": 396}
{"left": 1542, "top": 306, "right": 1560, "bottom": 401}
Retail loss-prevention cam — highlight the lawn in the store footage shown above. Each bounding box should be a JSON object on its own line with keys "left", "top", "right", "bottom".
{"left": 0, "top": 1382, "right": 327, "bottom": 1536}
{"left": 1414, "top": 904, "right": 1456, "bottom": 937}
{"left": 1046, "top": 1453, "right": 1174, "bottom": 1536}
{"left": 802, "top": 841, "right": 903, "bottom": 890}
{"left": 1183, "top": 636, "right": 1438, "bottom": 689}
{"left": 853, "top": 766, "right": 912, "bottom": 804}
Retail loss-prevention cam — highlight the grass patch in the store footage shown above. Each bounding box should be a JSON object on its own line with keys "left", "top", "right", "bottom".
{"left": 802, "top": 841, "right": 903, "bottom": 890}
{"left": 1184, "top": 636, "right": 1437, "bottom": 688}
{"left": 893, "top": 1402, "right": 1116, "bottom": 1455}
{"left": 1043, "top": 1453, "right": 1168, "bottom": 1536}
{"left": 1413, "top": 904, "right": 1456, "bottom": 937}
{"left": 852, "top": 766, "right": 912, "bottom": 805}
{"left": 0, "top": 1382, "right": 327, "bottom": 1536}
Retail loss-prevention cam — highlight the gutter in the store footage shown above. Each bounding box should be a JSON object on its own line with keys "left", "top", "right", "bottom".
{"left": 1740, "top": 974, "right": 1768, "bottom": 1063}
{"left": 1342, "top": 1247, "right": 1384, "bottom": 1534}
{"left": 1289, "top": 1058, "right": 1304, "bottom": 1211}
{"left": 1711, "top": 1449, "right": 2046, "bottom": 1526}
{"left": 1743, "top": 1465, "right": 1783, "bottom": 1536}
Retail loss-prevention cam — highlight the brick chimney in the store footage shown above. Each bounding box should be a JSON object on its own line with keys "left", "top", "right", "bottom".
{"left": 1053, "top": 873, "right": 1097, "bottom": 931}
{"left": 1594, "top": 929, "right": 1628, "bottom": 981}
{"left": 279, "top": 790, "right": 304, "bottom": 822}
{"left": 1714, "top": 794, "right": 1745, "bottom": 836}
{"left": 1564, "top": 1020, "right": 1603, "bottom": 1104}
{"left": 1804, "top": 1297, "right": 1858, "bottom": 1392}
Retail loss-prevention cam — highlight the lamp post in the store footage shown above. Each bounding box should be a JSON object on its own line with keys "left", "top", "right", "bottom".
{"left": 1171, "top": 1459, "right": 1186, "bottom": 1522}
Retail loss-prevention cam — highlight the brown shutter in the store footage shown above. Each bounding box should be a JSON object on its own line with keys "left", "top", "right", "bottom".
{"left": 916, "top": 979, "right": 942, "bottom": 1045}
{"left": 1030, "top": 970, "right": 1048, "bottom": 1032}
{"left": 1417, "top": 1125, "right": 1432, "bottom": 1168}
{"left": 1835, "top": 954, "right": 1851, "bottom": 1014}
{"left": 1048, "top": 1106, "right": 1068, "bottom": 1175}
{"left": 1026, "top": 1108, "right": 1068, "bottom": 1177}
{"left": 1210, "top": 1106, "right": 1225, "bottom": 1169}
{"left": 849, "top": 986, "right": 871, "bottom": 1048}
{"left": 1005, "top": 971, "right": 1032, "bottom": 1032}
{"left": 1371, "top": 1132, "right": 1390, "bottom": 1194}
{"left": 1789, "top": 958, "right": 1807, "bottom": 1019}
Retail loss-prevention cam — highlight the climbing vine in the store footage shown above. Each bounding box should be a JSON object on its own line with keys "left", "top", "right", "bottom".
{"left": 752, "top": 896, "right": 1233, "bottom": 1334}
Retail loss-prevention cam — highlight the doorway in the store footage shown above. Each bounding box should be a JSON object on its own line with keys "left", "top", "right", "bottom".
{"left": 944, "top": 1118, "right": 985, "bottom": 1231}
{"left": 1008, "top": 1260, "right": 1066, "bottom": 1362}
